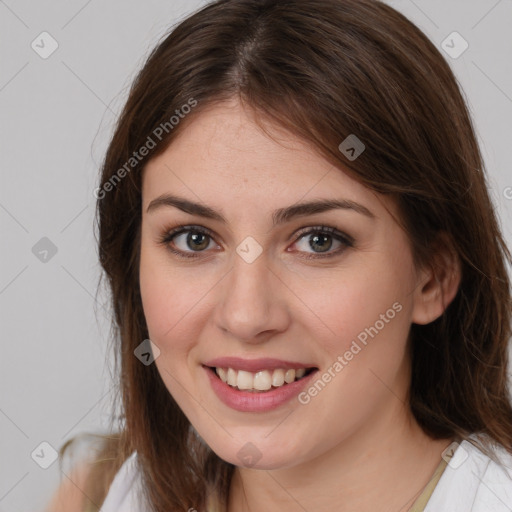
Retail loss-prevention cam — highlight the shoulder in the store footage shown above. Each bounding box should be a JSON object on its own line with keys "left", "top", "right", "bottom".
{"left": 99, "top": 451, "right": 144, "bottom": 512}
{"left": 44, "top": 432, "right": 131, "bottom": 512}
{"left": 425, "top": 434, "right": 512, "bottom": 512}
{"left": 45, "top": 461, "right": 93, "bottom": 512}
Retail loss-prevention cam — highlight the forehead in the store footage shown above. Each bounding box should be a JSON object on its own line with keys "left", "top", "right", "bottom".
{"left": 141, "top": 100, "right": 391, "bottom": 221}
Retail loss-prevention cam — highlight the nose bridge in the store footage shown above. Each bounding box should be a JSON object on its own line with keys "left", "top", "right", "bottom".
{"left": 214, "top": 245, "right": 288, "bottom": 341}
{"left": 230, "top": 247, "right": 270, "bottom": 300}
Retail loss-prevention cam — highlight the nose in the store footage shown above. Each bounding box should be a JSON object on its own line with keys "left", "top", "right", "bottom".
{"left": 213, "top": 250, "right": 290, "bottom": 343}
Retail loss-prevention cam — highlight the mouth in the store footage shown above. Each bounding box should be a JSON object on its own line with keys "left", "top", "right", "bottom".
{"left": 203, "top": 365, "right": 318, "bottom": 393}
{"left": 202, "top": 359, "right": 320, "bottom": 412}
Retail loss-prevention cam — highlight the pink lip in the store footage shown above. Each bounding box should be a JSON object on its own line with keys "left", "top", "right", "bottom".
{"left": 203, "top": 357, "right": 316, "bottom": 372}
{"left": 203, "top": 365, "right": 318, "bottom": 413}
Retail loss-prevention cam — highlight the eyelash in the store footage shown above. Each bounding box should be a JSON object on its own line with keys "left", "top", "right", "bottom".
{"left": 157, "top": 224, "right": 355, "bottom": 260}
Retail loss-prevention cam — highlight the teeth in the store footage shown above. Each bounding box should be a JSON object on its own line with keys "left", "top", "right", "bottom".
{"left": 214, "top": 366, "right": 311, "bottom": 391}
{"left": 237, "top": 370, "right": 253, "bottom": 390}
{"left": 284, "top": 369, "right": 296, "bottom": 383}
{"left": 272, "top": 369, "right": 285, "bottom": 387}
{"left": 296, "top": 368, "right": 306, "bottom": 378}
{"left": 216, "top": 367, "right": 227, "bottom": 382}
{"left": 254, "top": 370, "right": 272, "bottom": 391}
{"left": 227, "top": 368, "right": 237, "bottom": 387}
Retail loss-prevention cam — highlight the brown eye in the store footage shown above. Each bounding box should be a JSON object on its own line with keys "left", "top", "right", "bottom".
{"left": 183, "top": 231, "right": 210, "bottom": 251}
{"left": 159, "top": 225, "right": 219, "bottom": 259}
{"left": 291, "top": 226, "right": 354, "bottom": 259}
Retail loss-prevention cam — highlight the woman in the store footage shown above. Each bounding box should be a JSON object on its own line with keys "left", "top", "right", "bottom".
{"left": 47, "top": 0, "right": 512, "bottom": 511}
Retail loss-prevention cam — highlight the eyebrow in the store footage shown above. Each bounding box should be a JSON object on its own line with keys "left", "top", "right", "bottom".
{"left": 146, "top": 194, "right": 375, "bottom": 225}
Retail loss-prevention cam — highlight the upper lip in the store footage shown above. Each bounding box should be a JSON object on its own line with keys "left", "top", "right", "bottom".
{"left": 203, "top": 357, "right": 317, "bottom": 373}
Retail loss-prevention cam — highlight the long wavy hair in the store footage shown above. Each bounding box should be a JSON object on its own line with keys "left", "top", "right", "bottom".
{"left": 60, "top": 0, "right": 512, "bottom": 511}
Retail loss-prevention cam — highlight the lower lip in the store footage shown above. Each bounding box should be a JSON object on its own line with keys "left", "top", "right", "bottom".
{"left": 204, "top": 366, "right": 318, "bottom": 413}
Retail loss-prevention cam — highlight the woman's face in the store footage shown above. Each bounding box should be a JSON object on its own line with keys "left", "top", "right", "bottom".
{"left": 139, "top": 99, "right": 429, "bottom": 469}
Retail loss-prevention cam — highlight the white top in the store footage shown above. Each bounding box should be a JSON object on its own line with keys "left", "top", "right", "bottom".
{"left": 99, "top": 436, "right": 512, "bottom": 511}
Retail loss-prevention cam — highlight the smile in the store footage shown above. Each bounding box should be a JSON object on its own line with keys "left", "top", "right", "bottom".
{"left": 202, "top": 358, "right": 319, "bottom": 412}
{"left": 214, "top": 367, "right": 315, "bottom": 392}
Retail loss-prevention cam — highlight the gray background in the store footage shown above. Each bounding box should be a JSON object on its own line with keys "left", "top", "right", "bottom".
{"left": 1, "top": 1, "right": 511, "bottom": 511}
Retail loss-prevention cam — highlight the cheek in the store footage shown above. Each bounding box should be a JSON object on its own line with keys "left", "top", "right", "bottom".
{"left": 139, "top": 256, "right": 209, "bottom": 405}
{"left": 296, "top": 261, "right": 412, "bottom": 357}
{"left": 292, "top": 264, "right": 413, "bottom": 441}
{"left": 139, "top": 247, "right": 203, "bottom": 346}
{"left": 295, "top": 259, "right": 416, "bottom": 410}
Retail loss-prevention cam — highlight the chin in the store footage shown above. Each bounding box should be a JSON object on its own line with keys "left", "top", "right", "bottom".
{"left": 200, "top": 432, "right": 312, "bottom": 470}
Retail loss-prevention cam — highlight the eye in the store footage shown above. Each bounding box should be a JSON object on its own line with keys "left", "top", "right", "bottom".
{"left": 158, "top": 225, "right": 219, "bottom": 259}
{"left": 158, "top": 224, "right": 354, "bottom": 260}
{"left": 290, "top": 226, "right": 354, "bottom": 259}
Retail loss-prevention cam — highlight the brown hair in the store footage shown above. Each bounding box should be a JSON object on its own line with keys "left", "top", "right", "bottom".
{"left": 62, "top": 0, "right": 512, "bottom": 510}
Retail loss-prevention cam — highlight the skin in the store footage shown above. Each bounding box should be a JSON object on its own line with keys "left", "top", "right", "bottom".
{"left": 139, "top": 98, "right": 461, "bottom": 511}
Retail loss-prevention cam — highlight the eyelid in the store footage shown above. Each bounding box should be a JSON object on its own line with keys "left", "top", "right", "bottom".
{"left": 293, "top": 225, "right": 355, "bottom": 246}
{"left": 158, "top": 223, "right": 354, "bottom": 259}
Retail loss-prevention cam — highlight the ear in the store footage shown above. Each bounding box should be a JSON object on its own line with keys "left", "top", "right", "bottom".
{"left": 411, "top": 232, "right": 461, "bottom": 325}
